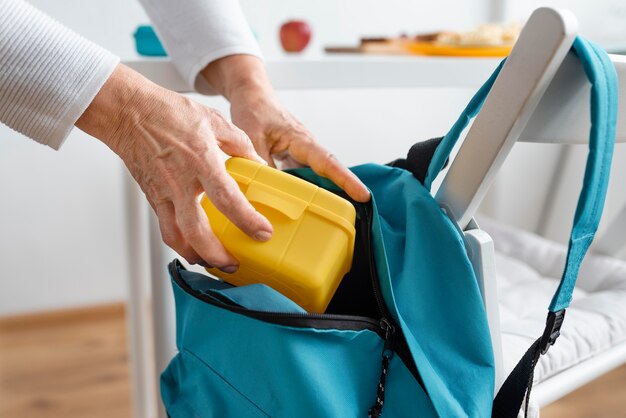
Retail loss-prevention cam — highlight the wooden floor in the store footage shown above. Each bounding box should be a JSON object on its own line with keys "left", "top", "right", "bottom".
{"left": 541, "top": 365, "right": 626, "bottom": 418}
{"left": 0, "top": 304, "right": 131, "bottom": 418}
{"left": 1, "top": 304, "right": 625, "bottom": 418}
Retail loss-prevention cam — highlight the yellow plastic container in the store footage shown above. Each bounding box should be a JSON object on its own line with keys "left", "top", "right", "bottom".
{"left": 201, "top": 157, "right": 356, "bottom": 313}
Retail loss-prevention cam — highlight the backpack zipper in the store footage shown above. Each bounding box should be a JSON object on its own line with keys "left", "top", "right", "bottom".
{"left": 368, "top": 318, "right": 395, "bottom": 418}
{"left": 170, "top": 259, "right": 384, "bottom": 335}
{"left": 343, "top": 195, "right": 424, "bottom": 414}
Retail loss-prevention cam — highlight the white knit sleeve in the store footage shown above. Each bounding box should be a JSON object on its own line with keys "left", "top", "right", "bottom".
{"left": 138, "top": 0, "right": 262, "bottom": 94}
{"left": 0, "top": 0, "right": 119, "bottom": 149}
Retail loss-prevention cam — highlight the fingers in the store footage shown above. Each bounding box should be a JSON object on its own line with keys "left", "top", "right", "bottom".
{"left": 154, "top": 109, "right": 273, "bottom": 269}
{"left": 155, "top": 201, "right": 203, "bottom": 266}
{"left": 240, "top": 127, "right": 277, "bottom": 168}
{"left": 208, "top": 113, "right": 276, "bottom": 239}
{"left": 206, "top": 176, "right": 273, "bottom": 242}
{"left": 212, "top": 111, "right": 268, "bottom": 165}
{"left": 173, "top": 198, "right": 240, "bottom": 272}
{"left": 199, "top": 143, "right": 274, "bottom": 242}
{"left": 259, "top": 147, "right": 277, "bottom": 168}
{"left": 155, "top": 192, "right": 247, "bottom": 271}
{"left": 230, "top": 97, "right": 369, "bottom": 201}
{"left": 290, "top": 139, "right": 371, "bottom": 202}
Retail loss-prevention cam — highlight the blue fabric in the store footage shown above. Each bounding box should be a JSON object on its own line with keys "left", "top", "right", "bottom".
{"left": 354, "top": 165, "right": 495, "bottom": 418}
{"left": 180, "top": 269, "right": 233, "bottom": 293}
{"left": 180, "top": 270, "right": 306, "bottom": 312}
{"left": 549, "top": 37, "right": 618, "bottom": 311}
{"left": 160, "top": 36, "right": 617, "bottom": 417}
{"left": 423, "top": 59, "right": 505, "bottom": 190}
{"left": 164, "top": 271, "right": 437, "bottom": 418}
{"left": 181, "top": 269, "right": 307, "bottom": 312}
{"left": 211, "top": 284, "right": 308, "bottom": 313}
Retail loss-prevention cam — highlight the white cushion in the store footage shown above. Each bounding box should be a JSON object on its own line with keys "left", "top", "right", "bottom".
{"left": 479, "top": 217, "right": 626, "bottom": 385}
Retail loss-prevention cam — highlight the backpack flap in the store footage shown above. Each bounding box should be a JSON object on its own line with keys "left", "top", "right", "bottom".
{"left": 293, "top": 165, "right": 496, "bottom": 418}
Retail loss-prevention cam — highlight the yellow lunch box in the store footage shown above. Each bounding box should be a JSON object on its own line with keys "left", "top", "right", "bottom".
{"left": 201, "top": 157, "right": 357, "bottom": 313}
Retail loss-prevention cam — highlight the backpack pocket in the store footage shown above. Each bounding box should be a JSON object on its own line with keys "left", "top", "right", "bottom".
{"left": 164, "top": 260, "right": 436, "bottom": 418}
{"left": 162, "top": 348, "right": 271, "bottom": 418}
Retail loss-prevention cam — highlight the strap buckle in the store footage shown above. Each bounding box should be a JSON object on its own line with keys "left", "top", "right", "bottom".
{"left": 539, "top": 310, "right": 566, "bottom": 355}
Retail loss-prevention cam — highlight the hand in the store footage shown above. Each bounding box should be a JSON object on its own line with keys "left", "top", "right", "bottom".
{"left": 229, "top": 90, "right": 371, "bottom": 202}
{"left": 76, "top": 64, "right": 273, "bottom": 271}
{"left": 202, "top": 55, "right": 371, "bottom": 203}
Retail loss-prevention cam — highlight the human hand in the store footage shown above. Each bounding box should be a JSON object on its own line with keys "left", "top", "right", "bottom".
{"left": 229, "top": 90, "right": 371, "bottom": 202}
{"left": 202, "top": 55, "right": 371, "bottom": 203}
{"left": 76, "top": 64, "right": 273, "bottom": 271}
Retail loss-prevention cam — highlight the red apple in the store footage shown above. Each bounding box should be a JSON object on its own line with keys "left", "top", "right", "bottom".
{"left": 279, "top": 20, "right": 312, "bottom": 53}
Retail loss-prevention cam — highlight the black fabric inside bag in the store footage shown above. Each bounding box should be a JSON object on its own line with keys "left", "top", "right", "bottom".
{"left": 324, "top": 136, "right": 444, "bottom": 318}
{"left": 325, "top": 207, "right": 380, "bottom": 318}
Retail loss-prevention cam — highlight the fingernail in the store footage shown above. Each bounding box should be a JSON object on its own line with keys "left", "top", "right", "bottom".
{"left": 219, "top": 265, "right": 238, "bottom": 274}
{"left": 254, "top": 230, "right": 272, "bottom": 242}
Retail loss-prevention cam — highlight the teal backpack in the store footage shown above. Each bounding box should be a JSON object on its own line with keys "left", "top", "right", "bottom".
{"left": 160, "top": 37, "right": 617, "bottom": 418}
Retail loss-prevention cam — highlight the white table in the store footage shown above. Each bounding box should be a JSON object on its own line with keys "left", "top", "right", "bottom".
{"left": 125, "top": 55, "right": 502, "bottom": 93}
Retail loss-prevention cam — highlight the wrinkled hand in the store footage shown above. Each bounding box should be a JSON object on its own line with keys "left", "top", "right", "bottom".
{"left": 229, "top": 89, "right": 371, "bottom": 202}
{"left": 77, "top": 64, "right": 273, "bottom": 271}
{"left": 202, "top": 55, "right": 371, "bottom": 203}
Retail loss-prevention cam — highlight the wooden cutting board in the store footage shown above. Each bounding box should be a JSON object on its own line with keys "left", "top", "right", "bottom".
{"left": 325, "top": 37, "right": 512, "bottom": 57}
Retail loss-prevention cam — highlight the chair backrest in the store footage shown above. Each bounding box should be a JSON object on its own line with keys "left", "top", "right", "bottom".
{"left": 435, "top": 7, "right": 626, "bottom": 232}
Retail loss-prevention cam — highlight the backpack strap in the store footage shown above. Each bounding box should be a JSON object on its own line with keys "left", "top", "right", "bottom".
{"left": 387, "top": 136, "right": 444, "bottom": 184}
{"left": 492, "top": 37, "right": 618, "bottom": 417}
{"left": 422, "top": 59, "right": 505, "bottom": 191}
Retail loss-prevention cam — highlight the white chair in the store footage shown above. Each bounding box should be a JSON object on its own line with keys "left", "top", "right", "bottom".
{"left": 435, "top": 6, "right": 626, "bottom": 413}
{"left": 123, "top": 7, "right": 626, "bottom": 417}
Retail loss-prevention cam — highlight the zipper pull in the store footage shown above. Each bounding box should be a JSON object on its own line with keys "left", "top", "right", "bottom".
{"left": 368, "top": 318, "right": 395, "bottom": 418}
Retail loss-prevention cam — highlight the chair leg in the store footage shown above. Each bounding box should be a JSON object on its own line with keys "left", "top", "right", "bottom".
{"left": 124, "top": 170, "right": 159, "bottom": 418}
{"left": 148, "top": 212, "right": 178, "bottom": 418}
{"left": 464, "top": 223, "right": 505, "bottom": 392}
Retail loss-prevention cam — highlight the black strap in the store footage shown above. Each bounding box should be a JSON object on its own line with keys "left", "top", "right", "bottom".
{"left": 387, "top": 137, "right": 444, "bottom": 184}
{"left": 491, "top": 338, "right": 542, "bottom": 418}
{"left": 491, "top": 310, "right": 565, "bottom": 417}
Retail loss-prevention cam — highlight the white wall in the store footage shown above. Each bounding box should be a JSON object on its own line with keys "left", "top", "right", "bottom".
{"left": 539, "top": 144, "right": 626, "bottom": 245}
{"left": 0, "top": 0, "right": 490, "bottom": 315}
{"left": 26, "top": 0, "right": 149, "bottom": 59}
{"left": 502, "top": 0, "right": 626, "bottom": 51}
{"left": 0, "top": 127, "right": 130, "bottom": 315}
{"left": 479, "top": 142, "right": 566, "bottom": 233}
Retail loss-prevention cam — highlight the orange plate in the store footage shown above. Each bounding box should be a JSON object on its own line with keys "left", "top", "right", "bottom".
{"left": 405, "top": 41, "right": 512, "bottom": 57}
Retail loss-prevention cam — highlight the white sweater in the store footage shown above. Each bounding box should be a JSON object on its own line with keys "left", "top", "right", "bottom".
{"left": 0, "top": 0, "right": 261, "bottom": 149}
